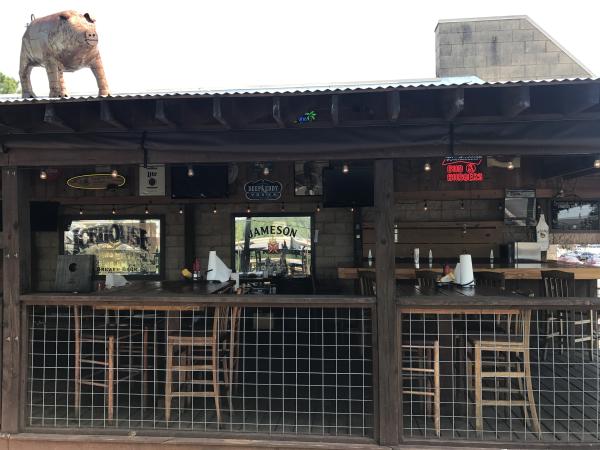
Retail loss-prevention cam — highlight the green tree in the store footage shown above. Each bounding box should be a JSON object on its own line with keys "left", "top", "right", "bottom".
{"left": 0, "top": 72, "right": 20, "bottom": 94}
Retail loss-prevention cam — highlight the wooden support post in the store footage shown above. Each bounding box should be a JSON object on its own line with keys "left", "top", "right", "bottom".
{"left": 184, "top": 204, "right": 196, "bottom": 268}
{"left": 374, "top": 159, "right": 399, "bottom": 445}
{"left": 2, "top": 167, "right": 30, "bottom": 433}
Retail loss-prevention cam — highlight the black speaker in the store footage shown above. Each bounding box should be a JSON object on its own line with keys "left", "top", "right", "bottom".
{"left": 30, "top": 201, "right": 59, "bottom": 231}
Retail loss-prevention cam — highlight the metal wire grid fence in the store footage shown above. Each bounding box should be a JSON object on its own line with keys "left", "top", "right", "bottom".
{"left": 401, "top": 307, "right": 600, "bottom": 443}
{"left": 27, "top": 305, "right": 373, "bottom": 437}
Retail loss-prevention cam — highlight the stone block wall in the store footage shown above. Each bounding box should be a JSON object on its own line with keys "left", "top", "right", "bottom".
{"left": 435, "top": 16, "right": 593, "bottom": 81}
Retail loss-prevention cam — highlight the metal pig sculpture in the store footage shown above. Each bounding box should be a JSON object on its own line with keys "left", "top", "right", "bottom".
{"left": 19, "top": 11, "right": 109, "bottom": 98}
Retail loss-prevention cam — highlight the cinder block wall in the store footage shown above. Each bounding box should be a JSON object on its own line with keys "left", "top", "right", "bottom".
{"left": 435, "top": 16, "right": 593, "bottom": 81}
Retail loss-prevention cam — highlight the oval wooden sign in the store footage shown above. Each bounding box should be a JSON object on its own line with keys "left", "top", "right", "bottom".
{"left": 67, "top": 173, "right": 126, "bottom": 190}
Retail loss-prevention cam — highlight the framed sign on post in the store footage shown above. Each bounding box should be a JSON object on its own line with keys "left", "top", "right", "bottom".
{"left": 139, "top": 164, "right": 165, "bottom": 196}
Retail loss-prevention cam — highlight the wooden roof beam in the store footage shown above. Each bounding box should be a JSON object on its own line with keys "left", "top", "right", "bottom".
{"left": 272, "top": 97, "right": 285, "bottom": 128}
{"left": 501, "top": 86, "right": 530, "bottom": 118}
{"left": 331, "top": 95, "right": 340, "bottom": 126}
{"left": 441, "top": 88, "right": 464, "bottom": 121}
{"left": 43, "top": 104, "right": 72, "bottom": 131}
{"left": 387, "top": 91, "right": 401, "bottom": 121}
{"left": 561, "top": 83, "right": 600, "bottom": 115}
{"left": 212, "top": 97, "right": 231, "bottom": 128}
{"left": 154, "top": 100, "right": 175, "bottom": 127}
{"left": 99, "top": 102, "right": 126, "bottom": 129}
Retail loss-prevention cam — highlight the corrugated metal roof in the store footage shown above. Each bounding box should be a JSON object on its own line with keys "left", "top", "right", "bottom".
{"left": 0, "top": 76, "right": 598, "bottom": 104}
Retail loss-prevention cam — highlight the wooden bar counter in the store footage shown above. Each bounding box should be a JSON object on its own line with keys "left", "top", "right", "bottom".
{"left": 338, "top": 263, "right": 600, "bottom": 280}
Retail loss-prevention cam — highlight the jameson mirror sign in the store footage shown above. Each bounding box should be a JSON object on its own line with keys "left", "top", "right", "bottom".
{"left": 64, "top": 218, "right": 161, "bottom": 276}
{"left": 442, "top": 156, "right": 484, "bottom": 182}
{"left": 244, "top": 179, "right": 282, "bottom": 200}
{"left": 233, "top": 215, "right": 312, "bottom": 277}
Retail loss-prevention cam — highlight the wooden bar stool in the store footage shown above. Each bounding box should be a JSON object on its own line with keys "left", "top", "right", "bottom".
{"left": 401, "top": 338, "right": 441, "bottom": 436}
{"left": 415, "top": 270, "right": 439, "bottom": 288}
{"left": 73, "top": 306, "right": 149, "bottom": 422}
{"left": 542, "top": 270, "right": 596, "bottom": 360}
{"left": 467, "top": 309, "right": 540, "bottom": 437}
{"left": 164, "top": 305, "right": 233, "bottom": 424}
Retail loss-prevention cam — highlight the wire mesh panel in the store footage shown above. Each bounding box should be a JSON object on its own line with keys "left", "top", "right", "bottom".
{"left": 400, "top": 307, "right": 600, "bottom": 443}
{"left": 27, "top": 304, "right": 373, "bottom": 438}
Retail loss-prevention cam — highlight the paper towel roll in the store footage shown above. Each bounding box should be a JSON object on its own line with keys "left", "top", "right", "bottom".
{"left": 453, "top": 262, "right": 461, "bottom": 285}
{"left": 459, "top": 254, "right": 475, "bottom": 287}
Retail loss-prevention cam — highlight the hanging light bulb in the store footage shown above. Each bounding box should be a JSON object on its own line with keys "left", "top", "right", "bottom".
{"left": 179, "top": 205, "right": 184, "bottom": 215}
{"left": 460, "top": 200, "right": 465, "bottom": 210}
{"left": 507, "top": 160, "right": 515, "bottom": 170}
{"left": 144, "top": 205, "right": 149, "bottom": 215}
{"left": 79, "top": 206, "right": 84, "bottom": 215}
{"left": 316, "top": 204, "right": 321, "bottom": 213}
{"left": 497, "top": 201, "right": 504, "bottom": 211}
{"left": 213, "top": 204, "right": 217, "bottom": 214}
{"left": 111, "top": 168, "right": 118, "bottom": 178}
{"left": 342, "top": 163, "right": 349, "bottom": 174}
{"left": 424, "top": 162, "right": 431, "bottom": 172}
{"left": 462, "top": 224, "right": 468, "bottom": 235}
{"left": 281, "top": 202, "right": 285, "bottom": 212}
{"left": 423, "top": 200, "right": 428, "bottom": 211}
{"left": 246, "top": 204, "right": 251, "bottom": 214}
{"left": 111, "top": 205, "right": 117, "bottom": 215}
{"left": 594, "top": 158, "right": 600, "bottom": 169}
{"left": 263, "top": 165, "right": 270, "bottom": 176}
{"left": 187, "top": 165, "right": 194, "bottom": 177}
{"left": 39, "top": 169, "right": 48, "bottom": 180}
{"left": 350, "top": 207, "right": 354, "bottom": 212}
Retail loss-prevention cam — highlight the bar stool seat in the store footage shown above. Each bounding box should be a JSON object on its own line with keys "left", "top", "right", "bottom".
{"left": 466, "top": 309, "right": 540, "bottom": 437}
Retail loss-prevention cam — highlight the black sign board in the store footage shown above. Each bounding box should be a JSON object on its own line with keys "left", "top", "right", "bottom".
{"left": 244, "top": 179, "right": 283, "bottom": 201}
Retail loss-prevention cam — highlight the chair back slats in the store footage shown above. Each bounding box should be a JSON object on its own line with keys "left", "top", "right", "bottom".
{"left": 415, "top": 270, "right": 439, "bottom": 288}
{"left": 358, "top": 271, "right": 376, "bottom": 296}
{"left": 541, "top": 270, "right": 574, "bottom": 298}
{"left": 474, "top": 271, "right": 506, "bottom": 289}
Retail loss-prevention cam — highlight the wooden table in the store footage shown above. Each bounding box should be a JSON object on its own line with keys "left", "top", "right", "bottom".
{"left": 339, "top": 264, "right": 600, "bottom": 280}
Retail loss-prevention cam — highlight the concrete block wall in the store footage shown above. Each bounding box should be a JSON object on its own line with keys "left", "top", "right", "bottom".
{"left": 436, "top": 16, "right": 593, "bottom": 81}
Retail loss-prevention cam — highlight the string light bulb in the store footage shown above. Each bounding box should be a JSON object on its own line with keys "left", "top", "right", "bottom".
{"left": 423, "top": 200, "right": 428, "bottom": 211}
{"left": 79, "top": 206, "right": 84, "bottom": 215}
{"left": 263, "top": 165, "right": 270, "bottom": 176}
{"left": 39, "top": 169, "right": 48, "bottom": 180}
{"left": 246, "top": 204, "right": 251, "bottom": 214}
{"left": 460, "top": 200, "right": 465, "bottom": 210}
{"left": 316, "top": 204, "right": 321, "bottom": 213}
{"left": 594, "top": 158, "right": 600, "bottom": 169}
{"left": 342, "top": 163, "right": 349, "bottom": 174}
{"left": 111, "top": 205, "right": 116, "bottom": 215}
{"left": 424, "top": 162, "right": 431, "bottom": 172}
{"left": 350, "top": 207, "right": 354, "bottom": 212}
{"left": 462, "top": 224, "right": 468, "bottom": 235}
{"left": 507, "top": 160, "right": 515, "bottom": 170}
{"left": 179, "top": 205, "right": 184, "bottom": 215}
{"left": 281, "top": 202, "right": 285, "bottom": 212}
{"left": 144, "top": 205, "right": 149, "bottom": 215}
{"left": 111, "top": 168, "right": 118, "bottom": 178}
{"left": 187, "top": 165, "right": 194, "bottom": 177}
{"left": 213, "top": 204, "right": 217, "bottom": 214}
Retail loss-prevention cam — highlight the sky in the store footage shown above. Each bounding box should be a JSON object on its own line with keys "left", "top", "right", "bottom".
{"left": 1, "top": 1, "right": 598, "bottom": 96}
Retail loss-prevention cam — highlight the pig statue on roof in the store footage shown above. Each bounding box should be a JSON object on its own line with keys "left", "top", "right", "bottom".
{"left": 19, "top": 10, "right": 109, "bottom": 98}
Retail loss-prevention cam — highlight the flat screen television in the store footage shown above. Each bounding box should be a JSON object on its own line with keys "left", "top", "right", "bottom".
{"left": 171, "top": 165, "right": 229, "bottom": 199}
{"left": 322, "top": 166, "right": 374, "bottom": 207}
{"left": 552, "top": 201, "right": 599, "bottom": 230}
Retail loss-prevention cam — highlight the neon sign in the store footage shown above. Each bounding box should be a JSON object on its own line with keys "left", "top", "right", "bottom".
{"left": 442, "top": 156, "right": 484, "bottom": 182}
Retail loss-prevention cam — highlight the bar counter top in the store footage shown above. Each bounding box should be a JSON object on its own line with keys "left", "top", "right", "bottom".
{"left": 338, "top": 263, "right": 600, "bottom": 280}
